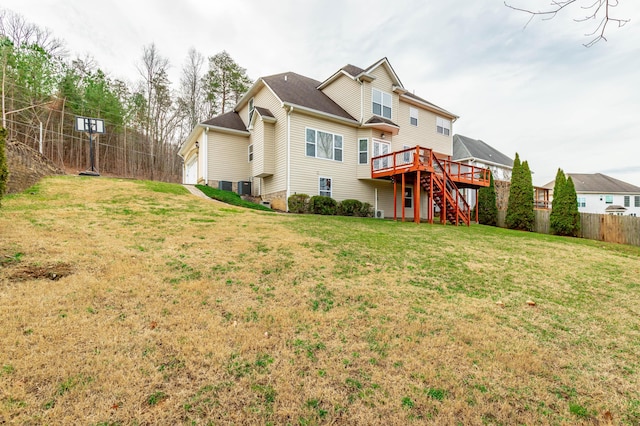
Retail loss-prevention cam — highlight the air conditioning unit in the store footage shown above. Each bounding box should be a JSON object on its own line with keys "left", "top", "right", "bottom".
{"left": 375, "top": 210, "right": 384, "bottom": 219}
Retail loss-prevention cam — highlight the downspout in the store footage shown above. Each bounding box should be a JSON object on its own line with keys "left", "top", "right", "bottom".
{"left": 203, "top": 128, "right": 209, "bottom": 184}
{"left": 286, "top": 106, "right": 293, "bottom": 211}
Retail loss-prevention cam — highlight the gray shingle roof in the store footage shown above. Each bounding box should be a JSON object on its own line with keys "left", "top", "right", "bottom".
{"left": 202, "top": 111, "right": 248, "bottom": 132}
{"left": 254, "top": 106, "right": 275, "bottom": 119}
{"left": 341, "top": 64, "right": 365, "bottom": 76}
{"left": 403, "top": 92, "right": 455, "bottom": 117}
{"left": 567, "top": 173, "right": 640, "bottom": 193}
{"left": 365, "top": 116, "right": 399, "bottom": 127}
{"left": 262, "top": 72, "right": 356, "bottom": 122}
{"left": 452, "top": 134, "right": 513, "bottom": 168}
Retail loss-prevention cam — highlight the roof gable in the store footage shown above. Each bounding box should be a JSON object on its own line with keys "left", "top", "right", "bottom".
{"left": 452, "top": 134, "right": 513, "bottom": 168}
{"left": 262, "top": 72, "right": 356, "bottom": 122}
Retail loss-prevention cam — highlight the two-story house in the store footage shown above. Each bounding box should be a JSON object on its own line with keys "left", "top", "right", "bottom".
{"left": 543, "top": 173, "right": 640, "bottom": 216}
{"left": 179, "top": 58, "right": 489, "bottom": 224}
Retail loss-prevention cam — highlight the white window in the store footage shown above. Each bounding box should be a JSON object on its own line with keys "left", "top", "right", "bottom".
{"left": 577, "top": 197, "right": 586, "bottom": 208}
{"left": 372, "top": 139, "right": 390, "bottom": 170}
{"left": 372, "top": 88, "right": 392, "bottom": 119}
{"left": 319, "top": 177, "right": 332, "bottom": 198}
{"left": 605, "top": 195, "right": 613, "bottom": 204}
{"left": 404, "top": 187, "right": 413, "bottom": 208}
{"left": 436, "top": 117, "right": 451, "bottom": 136}
{"left": 624, "top": 196, "right": 630, "bottom": 207}
{"left": 409, "top": 107, "right": 418, "bottom": 126}
{"left": 248, "top": 144, "right": 253, "bottom": 162}
{"left": 248, "top": 98, "right": 255, "bottom": 123}
{"left": 358, "top": 138, "right": 368, "bottom": 165}
{"left": 305, "top": 128, "right": 343, "bottom": 162}
{"left": 635, "top": 196, "right": 640, "bottom": 207}
{"left": 403, "top": 145, "right": 412, "bottom": 164}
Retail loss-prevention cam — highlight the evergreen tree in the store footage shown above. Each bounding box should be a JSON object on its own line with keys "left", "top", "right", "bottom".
{"left": 505, "top": 153, "right": 534, "bottom": 231}
{"left": 565, "top": 176, "right": 581, "bottom": 236}
{"left": 0, "top": 127, "right": 8, "bottom": 207}
{"left": 550, "top": 168, "right": 568, "bottom": 235}
{"left": 477, "top": 171, "right": 498, "bottom": 226}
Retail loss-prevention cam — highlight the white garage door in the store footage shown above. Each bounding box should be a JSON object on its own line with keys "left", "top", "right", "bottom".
{"left": 184, "top": 156, "right": 198, "bottom": 184}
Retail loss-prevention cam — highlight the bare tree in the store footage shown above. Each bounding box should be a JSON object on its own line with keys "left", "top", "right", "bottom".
{"left": 505, "top": 0, "right": 630, "bottom": 47}
{"left": 177, "top": 48, "right": 206, "bottom": 130}
{"left": 0, "top": 9, "right": 66, "bottom": 56}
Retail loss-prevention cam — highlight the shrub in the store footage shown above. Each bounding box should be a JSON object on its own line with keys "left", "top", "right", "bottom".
{"left": 309, "top": 196, "right": 338, "bottom": 215}
{"left": 358, "top": 202, "right": 373, "bottom": 217}
{"left": 288, "top": 193, "right": 310, "bottom": 213}
{"left": 338, "top": 199, "right": 362, "bottom": 216}
{"left": 550, "top": 169, "right": 580, "bottom": 237}
{"left": 476, "top": 172, "right": 498, "bottom": 226}
{"left": 0, "top": 127, "right": 8, "bottom": 207}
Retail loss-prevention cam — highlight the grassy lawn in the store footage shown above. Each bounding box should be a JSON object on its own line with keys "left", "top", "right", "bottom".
{"left": 0, "top": 176, "right": 638, "bottom": 425}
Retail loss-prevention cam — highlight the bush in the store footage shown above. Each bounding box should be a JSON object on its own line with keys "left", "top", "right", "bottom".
{"left": 359, "top": 202, "right": 373, "bottom": 217}
{"left": 288, "top": 193, "right": 310, "bottom": 213}
{"left": 309, "top": 195, "right": 338, "bottom": 215}
{"left": 505, "top": 153, "right": 534, "bottom": 231}
{"left": 338, "top": 199, "right": 362, "bottom": 216}
{"left": 477, "top": 172, "right": 498, "bottom": 226}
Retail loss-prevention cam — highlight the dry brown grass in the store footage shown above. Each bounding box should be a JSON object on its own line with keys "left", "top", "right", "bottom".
{"left": 1, "top": 176, "right": 639, "bottom": 425}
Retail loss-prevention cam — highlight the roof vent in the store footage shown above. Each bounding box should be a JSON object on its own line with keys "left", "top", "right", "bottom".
{"left": 284, "top": 75, "right": 288, "bottom": 82}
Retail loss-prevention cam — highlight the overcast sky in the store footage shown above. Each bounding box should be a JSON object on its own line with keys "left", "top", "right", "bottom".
{"left": 3, "top": 0, "right": 639, "bottom": 186}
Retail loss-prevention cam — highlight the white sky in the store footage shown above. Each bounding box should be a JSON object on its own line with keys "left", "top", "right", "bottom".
{"left": 3, "top": 0, "right": 639, "bottom": 186}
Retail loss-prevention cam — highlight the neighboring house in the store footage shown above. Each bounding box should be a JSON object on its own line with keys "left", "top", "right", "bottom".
{"left": 452, "top": 134, "right": 513, "bottom": 208}
{"left": 543, "top": 173, "right": 640, "bottom": 216}
{"left": 179, "top": 57, "right": 489, "bottom": 222}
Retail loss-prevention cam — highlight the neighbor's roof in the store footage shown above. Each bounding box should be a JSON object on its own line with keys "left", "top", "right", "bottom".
{"left": 452, "top": 134, "right": 513, "bottom": 168}
{"left": 564, "top": 173, "right": 640, "bottom": 194}
{"left": 263, "top": 72, "right": 357, "bottom": 122}
{"left": 202, "top": 111, "right": 248, "bottom": 132}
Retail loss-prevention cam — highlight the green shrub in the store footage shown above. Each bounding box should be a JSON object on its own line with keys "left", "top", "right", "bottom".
{"left": 288, "top": 193, "right": 310, "bottom": 213}
{"left": 359, "top": 202, "right": 373, "bottom": 217}
{"left": 505, "top": 153, "right": 534, "bottom": 231}
{"left": 550, "top": 169, "right": 580, "bottom": 237}
{"left": 195, "top": 185, "right": 272, "bottom": 211}
{"left": 338, "top": 199, "right": 362, "bottom": 216}
{"left": 309, "top": 196, "right": 338, "bottom": 215}
{"left": 477, "top": 172, "right": 498, "bottom": 226}
{"left": 0, "top": 127, "right": 8, "bottom": 207}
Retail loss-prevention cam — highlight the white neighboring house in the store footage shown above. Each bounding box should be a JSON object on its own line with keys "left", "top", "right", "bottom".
{"left": 452, "top": 134, "right": 513, "bottom": 207}
{"left": 544, "top": 173, "right": 640, "bottom": 216}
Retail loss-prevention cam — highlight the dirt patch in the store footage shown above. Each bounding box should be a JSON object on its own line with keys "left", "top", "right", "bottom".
{"left": 9, "top": 263, "right": 74, "bottom": 281}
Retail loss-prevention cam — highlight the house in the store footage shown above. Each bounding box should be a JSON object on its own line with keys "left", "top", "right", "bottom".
{"left": 543, "top": 173, "right": 640, "bottom": 216}
{"left": 452, "top": 134, "right": 513, "bottom": 208}
{"left": 179, "top": 58, "right": 489, "bottom": 224}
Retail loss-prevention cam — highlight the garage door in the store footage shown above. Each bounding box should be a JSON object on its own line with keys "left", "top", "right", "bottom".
{"left": 184, "top": 156, "right": 198, "bottom": 184}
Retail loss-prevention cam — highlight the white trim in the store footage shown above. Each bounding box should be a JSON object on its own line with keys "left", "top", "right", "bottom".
{"left": 283, "top": 102, "right": 359, "bottom": 126}
{"left": 248, "top": 144, "right": 253, "bottom": 163}
{"left": 305, "top": 127, "right": 344, "bottom": 162}
{"left": 202, "top": 129, "right": 209, "bottom": 183}
{"left": 358, "top": 138, "right": 369, "bottom": 165}
{"left": 372, "top": 88, "right": 392, "bottom": 119}
{"left": 286, "top": 106, "right": 292, "bottom": 210}
{"left": 318, "top": 176, "right": 332, "bottom": 198}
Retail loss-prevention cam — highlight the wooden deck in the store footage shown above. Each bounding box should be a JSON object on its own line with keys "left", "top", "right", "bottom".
{"left": 371, "top": 146, "right": 491, "bottom": 225}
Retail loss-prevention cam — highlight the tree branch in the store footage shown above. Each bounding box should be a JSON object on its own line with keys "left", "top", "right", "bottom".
{"left": 504, "top": 0, "right": 630, "bottom": 47}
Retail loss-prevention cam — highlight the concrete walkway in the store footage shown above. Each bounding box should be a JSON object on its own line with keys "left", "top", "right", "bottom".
{"left": 183, "top": 184, "right": 212, "bottom": 200}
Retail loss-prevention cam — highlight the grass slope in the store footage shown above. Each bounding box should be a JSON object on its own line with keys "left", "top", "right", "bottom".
{"left": 0, "top": 176, "right": 639, "bottom": 425}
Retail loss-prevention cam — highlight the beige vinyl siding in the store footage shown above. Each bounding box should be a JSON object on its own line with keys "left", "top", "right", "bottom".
{"left": 237, "top": 84, "right": 288, "bottom": 196}
{"left": 250, "top": 118, "right": 275, "bottom": 178}
{"left": 321, "top": 73, "right": 361, "bottom": 121}
{"left": 367, "top": 66, "right": 398, "bottom": 123}
{"left": 395, "top": 100, "right": 453, "bottom": 156}
{"left": 289, "top": 112, "right": 390, "bottom": 206}
{"left": 207, "top": 132, "right": 251, "bottom": 182}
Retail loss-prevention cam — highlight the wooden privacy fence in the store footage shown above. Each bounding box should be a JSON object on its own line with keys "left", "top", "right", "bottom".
{"left": 496, "top": 211, "right": 640, "bottom": 247}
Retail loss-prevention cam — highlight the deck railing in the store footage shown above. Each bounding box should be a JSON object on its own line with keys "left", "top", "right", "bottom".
{"left": 371, "top": 146, "right": 491, "bottom": 187}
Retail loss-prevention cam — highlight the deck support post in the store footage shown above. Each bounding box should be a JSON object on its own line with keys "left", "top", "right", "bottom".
{"left": 475, "top": 189, "right": 479, "bottom": 223}
{"left": 401, "top": 173, "right": 406, "bottom": 222}
{"left": 415, "top": 170, "right": 421, "bottom": 224}
{"left": 393, "top": 178, "right": 397, "bottom": 221}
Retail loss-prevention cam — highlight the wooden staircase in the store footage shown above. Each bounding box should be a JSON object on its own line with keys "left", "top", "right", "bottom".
{"left": 420, "top": 154, "right": 471, "bottom": 226}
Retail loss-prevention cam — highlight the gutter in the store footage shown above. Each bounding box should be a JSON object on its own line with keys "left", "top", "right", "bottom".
{"left": 286, "top": 105, "right": 293, "bottom": 211}
{"left": 282, "top": 102, "right": 359, "bottom": 127}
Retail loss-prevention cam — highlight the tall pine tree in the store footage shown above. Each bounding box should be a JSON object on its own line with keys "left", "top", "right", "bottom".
{"left": 505, "top": 153, "right": 534, "bottom": 231}
{"left": 477, "top": 171, "right": 498, "bottom": 226}
{"left": 550, "top": 168, "right": 568, "bottom": 235}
